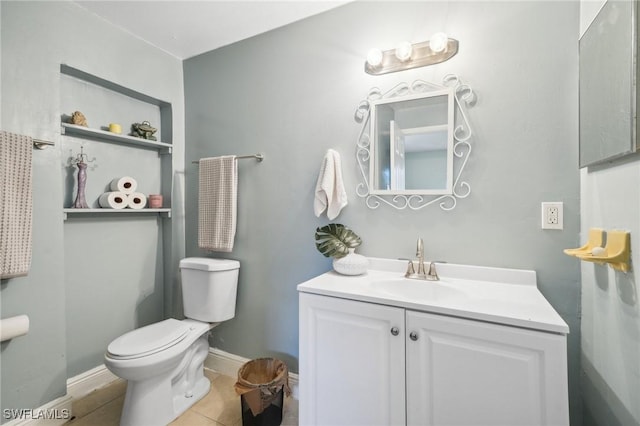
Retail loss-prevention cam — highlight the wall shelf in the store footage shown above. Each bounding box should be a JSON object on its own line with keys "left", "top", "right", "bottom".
{"left": 61, "top": 123, "right": 172, "bottom": 154}
{"left": 63, "top": 208, "right": 171, "bottom": 220}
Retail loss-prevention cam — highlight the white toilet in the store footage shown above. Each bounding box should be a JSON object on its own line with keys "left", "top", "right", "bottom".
{"left": 104, "top": 257, "right": 240, "bottom": 426}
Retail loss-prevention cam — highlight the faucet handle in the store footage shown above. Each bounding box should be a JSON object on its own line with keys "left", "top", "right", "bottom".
{"left": 426, "top": 261, "right": 440, "bottom": 281}
{"left": 404, "top": 260, "right": 416, "bottom": 277}
{"left": 416, "top": 238, "right": 424, "bottom": 258}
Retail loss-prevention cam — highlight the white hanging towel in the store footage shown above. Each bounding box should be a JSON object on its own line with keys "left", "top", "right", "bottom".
{"left": 198, "top": 156, "right": 237, "bottom": 252}
{"left": 0, "top": 131, "right": 33, "bottom": 279}
{"left": 314, "top": 149, "right": 347, "bottom": 220}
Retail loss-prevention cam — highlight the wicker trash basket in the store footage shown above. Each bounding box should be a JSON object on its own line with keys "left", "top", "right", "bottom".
{"left": 234, "top": 358, "right": 291, "bottom": 426}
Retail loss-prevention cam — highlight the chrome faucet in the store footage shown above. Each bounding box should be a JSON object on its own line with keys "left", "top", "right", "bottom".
{"left": 405, "top": 238, "right": 440, "bottom": 281}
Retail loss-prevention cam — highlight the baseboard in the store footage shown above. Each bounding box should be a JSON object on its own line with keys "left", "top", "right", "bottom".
{"left": 205, "top": 347, "right": 299, "bottom": 400}
{"left": 2, "top": 366, "right": 117, "bottom": 425}
{"left": 66, "top": 364, "right": 120, "bottom": 401}
{"left": 3, "top": 395, "right": 73, "bottom": 426}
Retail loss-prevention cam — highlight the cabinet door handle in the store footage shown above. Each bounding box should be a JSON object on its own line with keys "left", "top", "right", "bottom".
{"left": 390, "top": 327, "right": 400, "bottom": 336}
{"left": 409, "top": 331, "right": 419, "bottom": 341}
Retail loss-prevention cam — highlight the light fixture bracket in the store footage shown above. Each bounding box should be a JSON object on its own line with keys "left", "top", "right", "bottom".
{"left": 365, "top": 38, "right": 459, "bottom": 75}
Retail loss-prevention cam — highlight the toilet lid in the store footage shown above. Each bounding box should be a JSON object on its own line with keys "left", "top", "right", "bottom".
{"left": 107, "top": 319, "right": 191, "bottom": 359}
{"left": 179, "top": 257, "right": 240, "bottom": 271}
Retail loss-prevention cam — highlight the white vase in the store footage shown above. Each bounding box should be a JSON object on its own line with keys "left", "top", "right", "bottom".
{"left": 332, "top": 248, "right": 368, "bottom": 276}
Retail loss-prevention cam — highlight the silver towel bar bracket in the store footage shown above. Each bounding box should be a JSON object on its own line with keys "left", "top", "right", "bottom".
{"left": 33, "top": 139, "right": 55, "bottom": 149}
{"left": 192, "top": 153, "right": 264, "bottom": 164}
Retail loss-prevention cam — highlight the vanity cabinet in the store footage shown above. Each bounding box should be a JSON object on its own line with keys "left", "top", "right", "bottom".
{"left": 299, "top": 293, "right": 569, "bottom": 426}
{"left": 299, "top": 293, "right": 406, "bottom": 425}
{"left": 405, "top": 310, "right": 568, "bottom": 426}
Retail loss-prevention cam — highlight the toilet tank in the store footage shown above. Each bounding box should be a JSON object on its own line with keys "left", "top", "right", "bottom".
{"left": 179, "top": 257, "right": 240, "bottom": 322}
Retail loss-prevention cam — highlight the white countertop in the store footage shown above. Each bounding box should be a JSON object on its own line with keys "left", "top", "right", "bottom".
{"left": 297, "top": 257, "right": 569, "bottom": 334}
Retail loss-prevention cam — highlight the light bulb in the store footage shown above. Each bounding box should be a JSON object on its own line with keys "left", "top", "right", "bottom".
{"left": 395, "top": 41, "right": 413, "bottom": 62}
{"left": 366, "top": 48, "right": 383, "bottom": 67}
{"left": 429, "top": 32, "right": 449, "bottom": 53}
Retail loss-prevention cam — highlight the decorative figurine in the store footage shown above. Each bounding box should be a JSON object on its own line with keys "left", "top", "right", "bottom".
{"left": 71, "top": 146, "right": 96, "bottom": 209}
{"left": 131, "top": 121, "right": 157, "bottom": 141}
{"left": 70, "top": 111, "right": 88, "bottom": 127}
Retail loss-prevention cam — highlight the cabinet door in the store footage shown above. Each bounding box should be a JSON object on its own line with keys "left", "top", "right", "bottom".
{"left": 406, "top": 311, "right": 569, "bottom": 426}
{"left": 299, "top": 293, "right": 405, "bottom": 426}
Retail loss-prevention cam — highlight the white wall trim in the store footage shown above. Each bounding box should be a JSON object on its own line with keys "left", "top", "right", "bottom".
{"left": 3, "top": 395, "right": 73, "bottom": 426}
{"left": 3, "top": 365, "right": 118, "bottom": 425}
{"left": 66, "top": 364, "right": 120, "bottom": 400}
{"left": 205, "top": 347, "right": 299, "bottom": 399}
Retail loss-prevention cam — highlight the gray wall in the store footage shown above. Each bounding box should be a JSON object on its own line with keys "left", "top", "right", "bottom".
{"left": 0, "top": 1, "right": 584, "bottom": 423}
{"left": 579, "top": 2, "right": 640, "bottom": 425}
{"left": 0, "top": 0, "right": 184, "bottom": 417}
{"left": 184, "top": 1, "right": 581, "bottom": 423}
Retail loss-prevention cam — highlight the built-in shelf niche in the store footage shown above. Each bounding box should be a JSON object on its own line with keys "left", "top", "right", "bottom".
{"left": 60, "top": 64, "right": 173, "bottom": 218}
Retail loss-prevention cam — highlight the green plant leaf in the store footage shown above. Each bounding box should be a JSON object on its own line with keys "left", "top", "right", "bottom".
{"left": 315, "top": 223, "right": 362, "bottom": 259}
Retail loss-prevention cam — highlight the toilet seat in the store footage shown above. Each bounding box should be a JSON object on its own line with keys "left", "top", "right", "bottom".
{"left": 107, "top": 319, "right": 191, "bottom": 360}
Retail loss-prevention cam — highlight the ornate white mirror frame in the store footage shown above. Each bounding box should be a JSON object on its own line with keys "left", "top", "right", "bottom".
{"left": 355, "top": 74, "right": 476, "bottom": 210}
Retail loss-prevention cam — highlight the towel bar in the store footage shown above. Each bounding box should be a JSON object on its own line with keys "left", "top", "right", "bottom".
{"left": 192, "top": 153, "right": 264, "bottom": 164}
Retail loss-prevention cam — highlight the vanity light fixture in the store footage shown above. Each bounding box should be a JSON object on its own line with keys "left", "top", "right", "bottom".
{"left": 365, "top": 33, "right": 459, "bottom": 75}
{"left": 429, "top": 32, "right": 449, "bottom": 53}
{"left": 366, "top": 48, "right": 384, "bottom": 68}
{"left": 394, "top": 41, "right": 413, "bottom": 62}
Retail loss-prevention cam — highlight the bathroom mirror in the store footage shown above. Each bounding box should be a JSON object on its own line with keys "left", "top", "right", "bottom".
{"left": 355, "top": 75, "right": 475, "bottom": 210}
{"left": 370, "top": 90, "right": 454, "bottom": 194}
{"left": 579, "top": 0, "right": 638, "bottom": 167}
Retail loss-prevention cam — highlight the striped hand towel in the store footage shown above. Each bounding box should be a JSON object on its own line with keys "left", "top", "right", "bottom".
{"left": 198, "top": 156, "right": 237, "bottom": 252}
{"left": 1, "top": 131, "right": 33, "bottom": 279}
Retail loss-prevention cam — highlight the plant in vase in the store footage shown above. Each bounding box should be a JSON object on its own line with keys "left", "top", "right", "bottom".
{"left": 315, "top": 223, "right": 368, "bottom": 275}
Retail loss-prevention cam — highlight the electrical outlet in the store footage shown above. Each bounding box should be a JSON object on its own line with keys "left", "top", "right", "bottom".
{"left": 541, "top": 202, "right": 563, "bottom": 230}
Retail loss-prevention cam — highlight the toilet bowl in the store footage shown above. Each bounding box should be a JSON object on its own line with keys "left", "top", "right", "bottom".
{"left": 104, "top": 257, "right": 240, "bottom": 426}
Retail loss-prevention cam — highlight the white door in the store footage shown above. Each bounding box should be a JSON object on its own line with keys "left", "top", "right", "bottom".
{"left": 299, "top": 293, "right": 406, "bottom": 426}
{"left": 390, "top": 120, "right": 406, "bottom": 190}
{"left": 406, "top": 310, "right": 569, "bottom": 426}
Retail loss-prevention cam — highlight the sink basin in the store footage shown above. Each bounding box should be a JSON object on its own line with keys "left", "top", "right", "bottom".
{"left": 369, "top": 278, "right": 467, "bottom": 302}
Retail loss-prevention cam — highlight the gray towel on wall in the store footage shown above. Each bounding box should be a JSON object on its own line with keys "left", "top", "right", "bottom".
{"left": 1, "top": 131, "right": 33, "bottom": 279}
{"left": 198, "top": 156, "right": 237, "bottom": 252}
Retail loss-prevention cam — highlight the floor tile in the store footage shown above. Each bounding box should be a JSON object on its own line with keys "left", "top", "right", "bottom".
{"left": 67, "top": 395, "right": 123, "bottom": 426}
{"left": 282, "top": 397, "right": 299, "bottom": 426}
{"left": 65, "top": 368, "right": 297, "bottom": 426}
{"left": 204, "top": 368, "right": 222, "bottom": 382}
{"left": 169, "top": 409, "right": 221, "bottom": 426}
{"left": 190, "top": 374, "right": 242, "bottom": 425}
{"left": 71, "top": 379, "right": 126, "bottom": 419}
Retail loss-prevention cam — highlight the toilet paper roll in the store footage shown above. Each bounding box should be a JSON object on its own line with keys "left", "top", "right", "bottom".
{"left": 109, "top": 177, "right": 137, "bottom": 194}
{"left": 127, "top": 192, "right": 147, "bottom": 210}
{"left": 99, "top": 192, "right": 128, "bottom": 209}
{"left": 0, "top": 315, "right": 30, "bottom": 342}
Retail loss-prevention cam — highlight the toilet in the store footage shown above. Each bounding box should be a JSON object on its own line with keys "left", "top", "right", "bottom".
{"left": 104, "top": 257, "right": 240, "bottom": 426}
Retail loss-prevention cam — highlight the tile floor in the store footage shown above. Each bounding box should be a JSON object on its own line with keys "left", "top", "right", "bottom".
{"left": 65, "top": 369, "right": 298, "bottom": 426}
